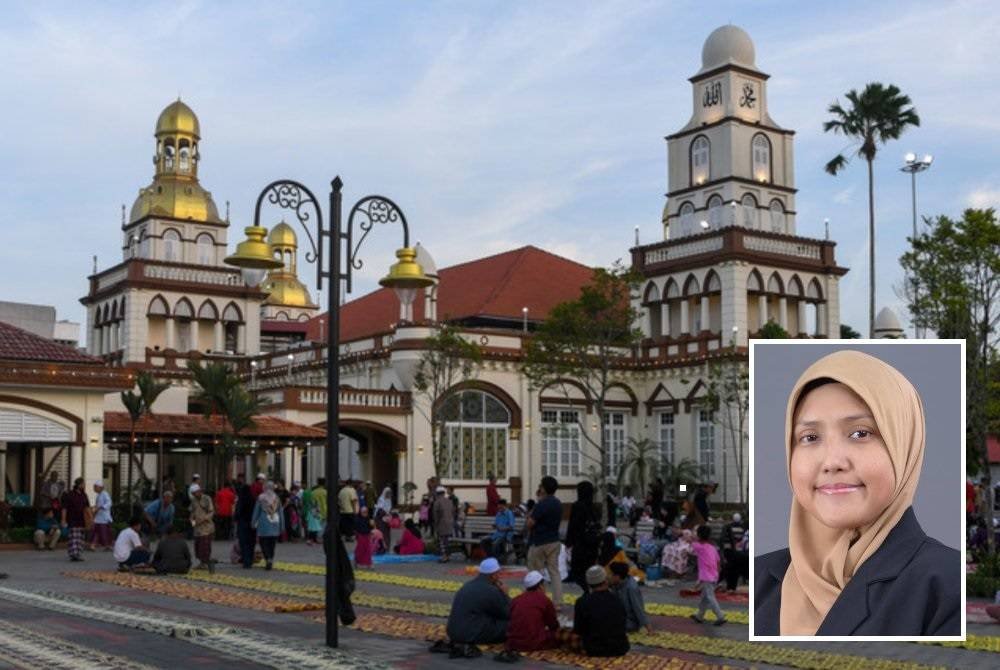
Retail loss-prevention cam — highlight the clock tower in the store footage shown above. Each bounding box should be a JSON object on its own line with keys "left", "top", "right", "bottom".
{"left": 663, "top": 25, "right": 795, "bottom": 239}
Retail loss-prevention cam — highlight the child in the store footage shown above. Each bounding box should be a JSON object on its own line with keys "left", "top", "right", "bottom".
{"left": 418, "top": 496, "right": 430, "bottom": 533}
{"left": 689, "top": 524, "right": 726, "bottom": 626}
{"left": 388, "top": 510, "right": 402, "bottom": 529}
{"left": 354, "top": 507, "right": 374, "bottom": 568}
{"left": 609, "top": 561, "right": 650, "bottom": 633}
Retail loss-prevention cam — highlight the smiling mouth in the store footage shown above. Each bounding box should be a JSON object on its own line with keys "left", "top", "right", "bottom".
{"left": 816, "top": 484, "right": 864, "bottom": 495}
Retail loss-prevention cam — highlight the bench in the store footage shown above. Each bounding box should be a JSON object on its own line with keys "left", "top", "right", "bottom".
{"left": 452, "top": 515, "right": 527, "bottom": 563}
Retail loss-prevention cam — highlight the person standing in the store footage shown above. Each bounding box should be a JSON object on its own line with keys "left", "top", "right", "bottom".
{"left": 694, "top": 482, "right": 715, "bottom": 521}
{"left": 214, "top": 480, "right": 236, "bottom": 541}
{"left": 720, "top": 512, "right": 747, "bottom": 592}
{"left": 374, "top": 486, "right": 393, "bottom": 540}
{"left": 565, "top": 480, "right": 600, "bottom": 592}
{"left": 90, "top": 481, "right": 113, "bottom": 551}
{"left": 187, "top": 474, "right": 201, "bottom": 499}
{"left": 689, "top": 524, "right": 726, "bottom": 626}
{"left": 363, "top": 481, "right": 378, "bottom": 515}
{"left": 573, "top": 565, "right": 629, "bottom": 657}
{"left": 253, "top": 481, "right": 284, "bottom": 570}
{"left": 251, "top": 473, "right": 266, "bottom": 499}
{"left": 338, "top": 479, "right": 359, "bottom": 540}
{"left": 287, "top": 482, "right": 304, "bottom": 541}
{"left": 354, "top": 507, "right": 374, "bottom": 568}
{"left": 485, "top": 474, "right": 500, "bottom": 517}
{"left": 432, "top": 485, "right": 455, "bottom": 563}
{"left": 526, "top": 476, "right": 563, "bottom": 610}
{"left": 307, "top": 478, "right": 328, "bottom": 545}
{"left": 143, "top": 491, "right": 175, "bottom": 539}
{"left": 190, "top": 483, "right": 215, "bottom": 572}
{"left": 235, "top": 474, "right": 257, "bottom": 569}
{"left": 60, "top": 478, "right": 89, "bottom": 562}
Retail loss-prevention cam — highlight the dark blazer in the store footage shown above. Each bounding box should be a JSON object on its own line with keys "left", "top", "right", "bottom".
{"left": 754, "top": 507, "right": 960, "bottom": 636}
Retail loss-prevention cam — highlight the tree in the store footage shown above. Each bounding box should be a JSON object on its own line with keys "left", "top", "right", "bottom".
{"left": 617, "top": 438, "right": 660, "bottom": 499}
{"left": 700, "top": 351, "right": 749, "bottom": 511}
{"left": 135, "top": 372, "right": 170, "bottom": 498}
{"left": 523, "top": 263, "right": 644, "bottom": 514}
{"left": 660, "top": 458, "right": 701, "bottom": 499}
{"left": 900, "top": 208, "right": 1000, "bottom": 550}
{"left": 758, "top": 319, "right": 790, "bottom": 339}
{"left": 188, "top": 361, "right": 245, "bottom": 488}
{"left": 824, "top": 82, "right": 920, "bottom": 337}
{"left": 840, "top": 324, "right": 862, "bottom": 339}
{"left": 412, "top": 324, "right": 483, "bottom": 478}
{"left": 219, "top": 384, "right": 266, "bottom": 485}
{"left": 120, "top": 390, "right": 143, "bottom": 506}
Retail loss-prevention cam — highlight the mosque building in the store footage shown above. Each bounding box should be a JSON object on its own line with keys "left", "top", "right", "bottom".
{"left": 2, "top": 25, "right": 848, "bottom": 508}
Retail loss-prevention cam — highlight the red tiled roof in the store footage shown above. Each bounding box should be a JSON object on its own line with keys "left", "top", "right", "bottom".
{"left": 103, "top": 412, "right": 326, "bottom": 440}
{"left": 0, "top": 320, "right": 98, "bottom": 364}
{"left": 307, "top": 246, "right": 595, "bottom": 342}
{"left": 260, "top": 320, "right": 311, "bottom": 333}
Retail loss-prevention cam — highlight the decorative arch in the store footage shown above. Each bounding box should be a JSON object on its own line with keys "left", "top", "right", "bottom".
{"left": 664, "top": 278, "right": 680, "bottom": 299}
{"left": 173, "top": 297, "right": 195, "bottom": 319}
{"left": 752, "top": 133, "right": 772, "bottom": 183}
{"left": 690, "top": 135, "right": 710, "bottom": 185}
{"left": 706, "top": 194, "right": 724, "bottom": 230}
{"left": 807, "top": 278, "right": 824, "bottom": 300}
{"left": 274, "top": 311, "right": 290, "bottom": 321}
{"left": 788, "top": 275, "right": 805, "bottom": 297}
{"left": 746, "top": 269, "right": 764, "bottom": 292}
{"left": 682, "top": 274, "right": 701, "bottom": 297}
{"left": 99, "top": 303, "right": 110, "bottom": 324}
{"left": 196, "top": 233, "right": 215, "bottom": 265}
{"left": 645, "top": 382, "right": 679, "bottom": 416}
{"left": 147, "top": 294, "right": 169, "bottom": 316}
{"left": 604, "top": 382, "right": 639, "bottom": 416}
{"left": 678, "top": 201, "right": 696, "bottom": 237}
{"left": 740, "top": 193, "right": 759, "bottom": 229}
{"left": 0, "top": 395, "right": 84, "bottom": 445}
{"left": 222, "top": 302, "right": 243, "bottom": 323}
{"left": 196, "top": 299, "right": 219, "bottom": 320}
{"left": 769, "top": 199, "right": 786, "bottom": 233}
{"left": 115, "top": 298, "right": 125, "bottom": 320}
{"left": 703, "top": 270, "right": 722, "bottom": 293}
{"left": 642, "top": 281, "right": 661, "bottom": 304}
{"left": 162, "top": 228, "right": 182, "bottom": 262}
{"left": 538, "top": 378, "right": 592, "bottom": 414}
{"left": 682, "top": 379, "right": 710, "bottom": 413}
{"left": 437, "top": 380, "right": 522, "bottom": 428}
{"left": 766, "top": 271, "right": 784, "bottom": 294}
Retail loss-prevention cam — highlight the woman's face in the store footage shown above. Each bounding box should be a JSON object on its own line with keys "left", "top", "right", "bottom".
{"left": 790, "top": 382, "right": 895, "bottom": 530}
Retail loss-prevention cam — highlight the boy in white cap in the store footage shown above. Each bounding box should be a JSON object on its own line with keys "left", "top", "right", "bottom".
{"left": 573, "top": 565, "right": 629, "bottom": 657}
{"left": 89, "top": 480, "right": 113, "bottom": 551}
{"left": 504, "top": 570, "right": 560, "bottom": 653}
{"left": 441, "top": 557, "right": 510, "bottom": 657}
{"left": 189, "top": 483, "right": 215, "bottom": 572}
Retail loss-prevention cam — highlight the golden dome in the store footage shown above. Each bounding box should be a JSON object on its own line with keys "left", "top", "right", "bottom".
{"left": 156, "top": 100, "right": 200, "bottom": 137}
{"left": 268, "top": 221, "right": 297, "bottom": 248}
{"left": 129, "top": 179, "right": 221, "bottom": 223}
{"left": 261, "top": 274, "right": 316, "bottom": 308}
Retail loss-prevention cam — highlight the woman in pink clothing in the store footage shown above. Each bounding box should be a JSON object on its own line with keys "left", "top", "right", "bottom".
{"left": 689, "top": 525, "right": 727, "bottom": 625}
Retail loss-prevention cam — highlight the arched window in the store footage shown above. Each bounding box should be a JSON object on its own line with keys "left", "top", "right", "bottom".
{"left": 691, "top": 136, "right": 710, "bottom": 185}
{"left": 741, "top": 194, "right": 758, "bottom": 229}
{"left": 707, "top": 195, "right": 723, "bottom": 230}
{"left": 163, "top": 140, "right": 175, "bottom": 169}
{"left": 440, "top": 390, "right": 511, "bottom": 480}
{"left": 769, "top": 200, "right": 785, "bottom": 233}
{"left": 138, "top": 228, "right": 150, "bottom": 258}
{"left": 163, "top": 229, "right": 181, "bottom": 261}
{"left": 679, "top": 202, "right": 695, "bottom": 237}
{"left": 196, "top": 233, "right": 214, "bottom": 265}
{"left": 179, "top": 140, "right": 191, "bottom": 172}
{"left": 752, "top": 134, "right": 771, "bottom": 182}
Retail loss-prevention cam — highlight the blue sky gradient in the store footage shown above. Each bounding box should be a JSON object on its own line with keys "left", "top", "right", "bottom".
{"left": 2, "top": 1, "right": 998, "bottom": 339}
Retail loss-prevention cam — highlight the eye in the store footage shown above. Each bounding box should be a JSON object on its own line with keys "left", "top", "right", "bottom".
{"left": 797, "top": 433, "right": 819, "bottom": 445}
{"left": 849, "top": 429, "right": 873, "bottom": 439}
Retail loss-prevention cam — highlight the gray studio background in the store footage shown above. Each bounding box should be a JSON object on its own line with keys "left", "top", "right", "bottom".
{"left": 751, "top": 342, "right": 963, "bottom": 556}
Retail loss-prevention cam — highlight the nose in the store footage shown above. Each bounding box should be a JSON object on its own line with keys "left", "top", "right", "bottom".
{"left": 820, "top": 435, "right": 852, "bottom": 473}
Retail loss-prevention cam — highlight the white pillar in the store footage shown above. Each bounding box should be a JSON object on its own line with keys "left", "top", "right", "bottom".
{"left": 165, "top": 317, "right": 176, "bottom": 350}
{"left": 757, "top": 294, "right": 767, "bottom": 330}
{"left": 700, "top": 296, "right": 709, "bottom": 333}
{"left": 190, "top": 319, "right": 200, "bottom": 353}
{"left": 112, "top": 323, "right": 120, "bottom": 352}
{"left": 817, "top": 303, "right": 828, "bottom": 336}
{"left": 662, "top": 302, "right": 671, "bottom": 338}
{"left": 679, "top": 300, "right": 689, "bottom": 335}
{"left": 214, "top": 321, "right": 224, "bottom": 352}
{"left": 797, "top": 301, "right": 807, "bottom": 336}
{"left": 778, "top": 297, "right": 788, "bottom": 330}
{"left": 237, "top": 324, "right": 246, "bottom": 354}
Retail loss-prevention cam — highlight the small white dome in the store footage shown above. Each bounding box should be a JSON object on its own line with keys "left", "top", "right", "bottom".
{"left": 700, "top": 25, "right": 756, "bottom": 72}
{"left": 414, "top": 242, "right": 438, "bottom": 279}
{"left": 874, "top": 307, "right": 902, "bottom": 332}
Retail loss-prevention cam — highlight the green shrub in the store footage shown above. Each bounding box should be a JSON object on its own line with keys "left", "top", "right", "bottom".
{"left": 969, "top": 551, "right": 1000, "bottom": 597}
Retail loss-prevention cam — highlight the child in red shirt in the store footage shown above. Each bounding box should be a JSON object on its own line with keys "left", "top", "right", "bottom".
{"left": 505, "top": 571, "right": 560, "bottom": 651}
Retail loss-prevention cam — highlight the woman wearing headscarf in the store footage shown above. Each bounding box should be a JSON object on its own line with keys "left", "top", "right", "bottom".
{"left": 252, "top": 481, "right": 285, "bottom": 570}
{"left": 564, "top": 480, "right": 600, "bottom": 591}
{"left": 754, "top": 350, "right": 960, "bottom": 636}
{"left": 598, "top": 528, "right": 645, "bottom": 582}
{"left": 374, "top": 487, "right": 393, "bottom": 540}
{"left": 396, "top": 518, "right": 425, "bottom": 555}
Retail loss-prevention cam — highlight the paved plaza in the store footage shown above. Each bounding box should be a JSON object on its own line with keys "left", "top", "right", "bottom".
{"left": 0, "top": 541, "right": 995, "bottom": 669}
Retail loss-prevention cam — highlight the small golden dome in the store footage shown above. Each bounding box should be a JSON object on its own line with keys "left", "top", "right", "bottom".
{"left": 156, "top": 100, "right": 200, "bottom": 138}
{"left": 261, "top": 274, "right": 316, "bottom": 308}
{"left": 130, "top": 179, "right": 221, "bottom": 223}
{"left": 268, "top": 221, "right": 297, "bottom": 248}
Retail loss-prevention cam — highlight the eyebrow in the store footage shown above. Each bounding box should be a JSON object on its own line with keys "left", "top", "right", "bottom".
{"left": 795, "top": 414, "right": 875, "bottom": 428}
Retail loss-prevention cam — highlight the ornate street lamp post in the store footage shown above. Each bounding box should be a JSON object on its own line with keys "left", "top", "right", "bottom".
{"left": 225, "top": 177, "right": 432, "bottom": 648}
{"left": 900, "top": 153, "right": 933, "bottom": 338}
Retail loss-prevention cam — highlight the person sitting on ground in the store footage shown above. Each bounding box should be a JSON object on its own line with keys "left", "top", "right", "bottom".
{"left": 388, "top": 510, "right": 402, "bottom": 529}
{"left": 598, "top": 528, "right": 646, "bottom": 582}
{"left": 505, "top": 570, "right": 560, "bottom": 652}
{"left": 609, "top": 561, "right": 651, "bottom": 633}
{"left": 485, "top": 498, "right": 515, "bottom": 560}
{"left": 152, "top": 526, "right": 192, "bottom": 574}
{"left": 442, "top": 557, "right": 510, "bottom": 656}
{"left": 113, "top": 517, "right": 151, "bottom": 572}
{"left": 573, "top": 565, "right": 629, "bottom": 657}
{"left": 396, "top": 519, "right": 425, "bottom": 555}
{"left": 34, "top": 508, "right": 61, "bottom": 551}
{"left": 143, "top": 491, "right": 175, "bottom": 539}
{"left": 661, "top": 528, "right": 695, "bottom": 581}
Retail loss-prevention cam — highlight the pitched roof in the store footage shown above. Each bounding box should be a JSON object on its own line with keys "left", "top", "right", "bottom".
{"left": 103, "top": 412, "right": 326, "bottom": 440}
{"left": 0, "top": 320, "right": 98, "bottom": 364}
{"left": 307, "top": 246, "right": 595, "bottom": 342}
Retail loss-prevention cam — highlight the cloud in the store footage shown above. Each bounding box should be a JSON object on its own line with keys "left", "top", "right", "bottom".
{"left": 966, "top": 187, "right": 1000, "bottom": 209}
{"left": 833, "top": 186, "right": 854, "bottom": 205}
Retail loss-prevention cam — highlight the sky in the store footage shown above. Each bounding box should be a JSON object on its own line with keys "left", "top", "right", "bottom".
{"left": 2, "top": 0, "right": 999, "bottom": 340}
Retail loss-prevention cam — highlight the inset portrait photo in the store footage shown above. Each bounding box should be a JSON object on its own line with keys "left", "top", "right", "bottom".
{"left": 749, "top": 340, "right": 965, "bottom": 641}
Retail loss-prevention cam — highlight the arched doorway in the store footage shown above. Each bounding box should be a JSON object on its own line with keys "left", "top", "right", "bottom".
{"left": 308, "top": 420, "right": 405, "bottom": 497}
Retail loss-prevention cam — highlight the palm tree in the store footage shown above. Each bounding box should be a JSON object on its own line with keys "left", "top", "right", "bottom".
{"left": 660, "top": 457, "right": 702, "bottom": 498}
{"left": 134, "top": 372, "right": 170, "bottom": 498}
{"left": 220, "top": 385, "right": 266, "bottom": 487}
{"left": 120, "top": 390, "right": 143, "bottom": 506}
{"left": 188, "top": 361, "right": 240, "bottom": 486}
{"left": 617, "top": 438, "right": 660, "bottom": 499}
{"left": 823, "top": 83, "right": 920, "bottom": 337}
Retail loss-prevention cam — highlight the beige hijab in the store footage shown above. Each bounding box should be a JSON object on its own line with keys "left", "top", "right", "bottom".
{"left": 779, "top": 350, "right": 925, "bottom": 635}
